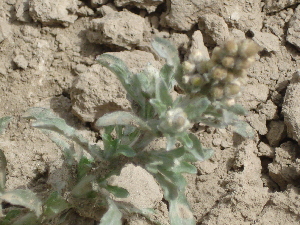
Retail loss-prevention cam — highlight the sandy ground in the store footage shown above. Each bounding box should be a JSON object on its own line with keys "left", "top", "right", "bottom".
{"left": 1, "top": 0, "right": 300, "bottom": 224}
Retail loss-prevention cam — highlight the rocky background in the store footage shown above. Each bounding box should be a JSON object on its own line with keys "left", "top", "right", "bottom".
{"left": 1, "top": 0, "right": 300, "bottom": 224}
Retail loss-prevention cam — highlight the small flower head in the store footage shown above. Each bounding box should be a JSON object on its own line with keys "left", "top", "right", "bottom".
{"left": 211, "top": 66, "right": 228, "bottom": 80}
{"left": 238, "top": 39, "right": 261, "bottom": 58}
{"left": 159, "top": 108, "right": 191, "bottom": 134}
{"left": 182, "top": 61, "right": 196, "bottom": 74}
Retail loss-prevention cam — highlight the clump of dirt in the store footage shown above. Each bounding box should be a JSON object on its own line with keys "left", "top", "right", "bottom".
{"left": 1, "top": 0, "right": 300, "bottom": 224}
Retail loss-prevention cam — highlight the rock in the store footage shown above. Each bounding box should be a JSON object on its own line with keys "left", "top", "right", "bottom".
{"left": 87, "top": 11, "right": 145, "bottom": 49}
{"left": 29, "top": 0, "right": 78, "bottom": 27}
{"left": 15, "top": 0, "right": 31, "bottom": 22}
{"left": 257, "top": 186, "right": 300, "bottom": 224}
{"left": 259, "top": 100, "right": 278, "bottom": 120}
{"left": 97, "top": 4, "right": 117, "bottom": 16}
{"left": 240, "top": 82, "right": 269, "bottom": 110}
{"left": 168, "top": 32, "right": 190, "bottom": 55}
{"left": 108, "top": 164, "right": 163, "bottom": 209}
{"left": 247, "top": 113, "right": 268, "bottom": 135}
{"left": 266, "top": 120, "right": 286, "bottom": 147}
{"left": 190, "top": 30, "right": 210, "bottom": 59}
{"left": 114, "top": 0, "right": 163, "bottom": 13}
{"left": 264, "top": 0, "right": 300, "bottom": 13}
{"left": 257, "top": 142, "right": 275, "bottom": 158}
{"left": 250, "top": 30, "right": 281, "bottom": 52}
{"left": 282, "top": 70, "right": 300, "bottom": 144}
{"left": 0, "top": 19, "right": 11, "bottom": 43}
{"left": 287, "top": 5, "right": 300, "bottom": 50}
{"left": 198, "top": 13, "right": 230, "bottom": 45}
{"left": 160, "top": 0, "right": 262, "bottom": 32}
{"left": 13, "top": 54, "right": 28, "bottom": 69}
{"left": 70, "top": 50, "right": 161, "bottom": 122}
{"left": 268, "top": 142, "right": 300, "bottom": 190}
{"left": 91, "top": 0, "right": 108, "bottom": 8}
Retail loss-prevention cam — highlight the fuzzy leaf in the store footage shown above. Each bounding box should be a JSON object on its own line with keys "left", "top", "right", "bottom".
{"left": 106, "top": 185, "right": 129, "bottom": 198}
{"left": 0, "top": 209, "right": 21, "bottom": 225}
{"left": 71, "top": 175, "right": 96, "bottom": 197}
{"left": 227, "top": 104, "right": 248, "bottom": 115}
{"left": 23, "top": 108, "right": 103, "bottom": 161}
{"left": 116, "top": 145, "right": 136, "bottom": 157}
{"left": 149, "top": 99, "right": 167, "bottom": 116}
{"left": 172, "top": 162, "right": 197, "bottom": 174}
{"left": 181, "top": 97, "right": 210, "bottom": 122}
{"left": 96, "top": 54, "right": 143, "bottom": 106}
{"left": 1, "top": 190, "right": 42, "bottom": 217}
{"left": 77, "top": 157, "right": 93, "bottom": 180}
{"left": 169, "top": 194, "right": 196, "bottom": 225}
{"left": 0, "top": 117, "right": 11, "bottom": 135}
{"left": 184, "top": 134, "right": 214, "bottom": 162}
{"left": 99, "top": 199, "right": 122, "bottom": 225}
{"left": 42, "top": 192, "right": 70, "bottom": 220}
{"left": 152, "top": 37, "right": 180, "bottom": 67}
{"left": 11, "top": 212, "right": 38, "bottom": 225}
{"left": 96, "top": 112, "right": 151, "bottom": 131}
{"left": 155, "top": 78, "right": 173, "bottom": 108}
{"left": 159, "top": 64, "right": 175, "bottom": 89}
{"left": 0, "top": 150, "right": 7, "bottom": 193}
{"left": 234, "top": 121, "right": 254, "bottom": 139}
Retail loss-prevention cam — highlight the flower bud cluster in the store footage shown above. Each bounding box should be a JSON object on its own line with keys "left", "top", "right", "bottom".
{"left": 158, "top": 108, "right": 191, "bottom": 134}
{"left": 182, "top": 39, "right": 260, "bottom": 106}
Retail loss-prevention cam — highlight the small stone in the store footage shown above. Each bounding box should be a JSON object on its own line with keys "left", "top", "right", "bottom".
{"left": 250, "top": 30, "right": 280, "bottom": 52}
{"left": 91, "top": 0, "right": 108, "bottom": 8}
{"left": 259, "top": 100, "right": 278, "bottom": 120}
{"left": 0, "top": 19, "right": 12, "bottom": 43}
{"left": 266, "top": 120, "right": 286, "bottom": 147}
{"left": 13, "top": 55, "right": 28, "bottom": 69}
{"left": 190, "top": 30, "right": 209, "bottom": 60}
{"left": 87, "top": 11, "right": 145, "bottom": 49}
{"left": 114, "top": 0, "right": 163, "bottom": 13}
{"left": 29, "top": 0, "right": 78, "bottom": 27}
{"left": 264, "top": 0, "right": 300, "bottom": 13}
{"left": 198, "top": 13, "right": 230, "bottom": 45}
{"left": 282, "top": 75, "right": 300, "bottom": 144}
{"left": 287, "top": 5, "right": 300, "bottom": 50}
{"left": 247, "top": 113, "right": 268, "bottom": 135}
{"left": 257, "top": 142, "right": 275, "bottom": 158}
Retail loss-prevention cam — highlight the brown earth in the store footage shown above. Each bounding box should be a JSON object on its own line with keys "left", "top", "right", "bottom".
{"left": 1, "top": 0, "right": 300, "bottom": 224}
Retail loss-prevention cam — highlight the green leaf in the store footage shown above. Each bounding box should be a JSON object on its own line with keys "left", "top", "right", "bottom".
{"left": 159, "top": 64, "right": 175, "bottom": 89}
{"left": 169, "top": 194, "right": 196, "bottom": 225}
{"left": 172, "top": 162, "right": 197, "bottom": 174}
{"left": 226, "top": 104, "right": 248, "bottom": 115}
{"left": 155, "top": 78, "right": 173, "bottom": 108}
{"left": 42, "top": 191, "right": 70, "bottom": 220}
{"left": 151, "top": 37, "right": 180, "bottom": 67}
{"left": 234, "top": 121, "right": 254, "bottom": 139}
{"left": 116, "top": 145, "right": 136, "bottom": 157}
{"left": 95, "top": 111, "right": 151, "bottom": 131}
{"left": 11, "top": 212, "right": 38, "bottom": 225}
{"left": 0, "top": 117, "right": 11, "bottom": 135}
{"left": 180, "top": 97, "right": 210, "bottom": 122}
{"left": 178, "top": 133, "right": 193, "bottom": 149}
{"left": 77, "top": 157, "right": 93, "bottom": 181}
{"left": 1, "top": 190, "right": 42, "bottom": 217}
{"left": 71, "top": 175, "right": 96, "bottom": 197}
{"left": 153, "top": 172, "right": 178, "bottom": 201}
{"left": 149, "top": 99, "right": 168, "bottom": 117}
{"left": 23, "top": 108, "right": 103, "bottom": 161}
{"left": 96, "top": 54, "right": 143, "bottom": 106}
{"left": 0, "top": 150, "right": 7, "bottom": 193}
{"left": 106, "top": 185, "right": 129, "bottom": 198}
{"left": 99, "top": 199, "right": 122, "bottom": 225}
{"left": 0, "top": 209, "right": 21, "bottom": 225}
{"left": 184, "top": 134, "right": 214, "bottom": 162}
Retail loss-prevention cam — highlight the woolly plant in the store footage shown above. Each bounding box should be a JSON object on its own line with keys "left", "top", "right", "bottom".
{"left": 0, "top": 37, "right": 260, "bottom": 225}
